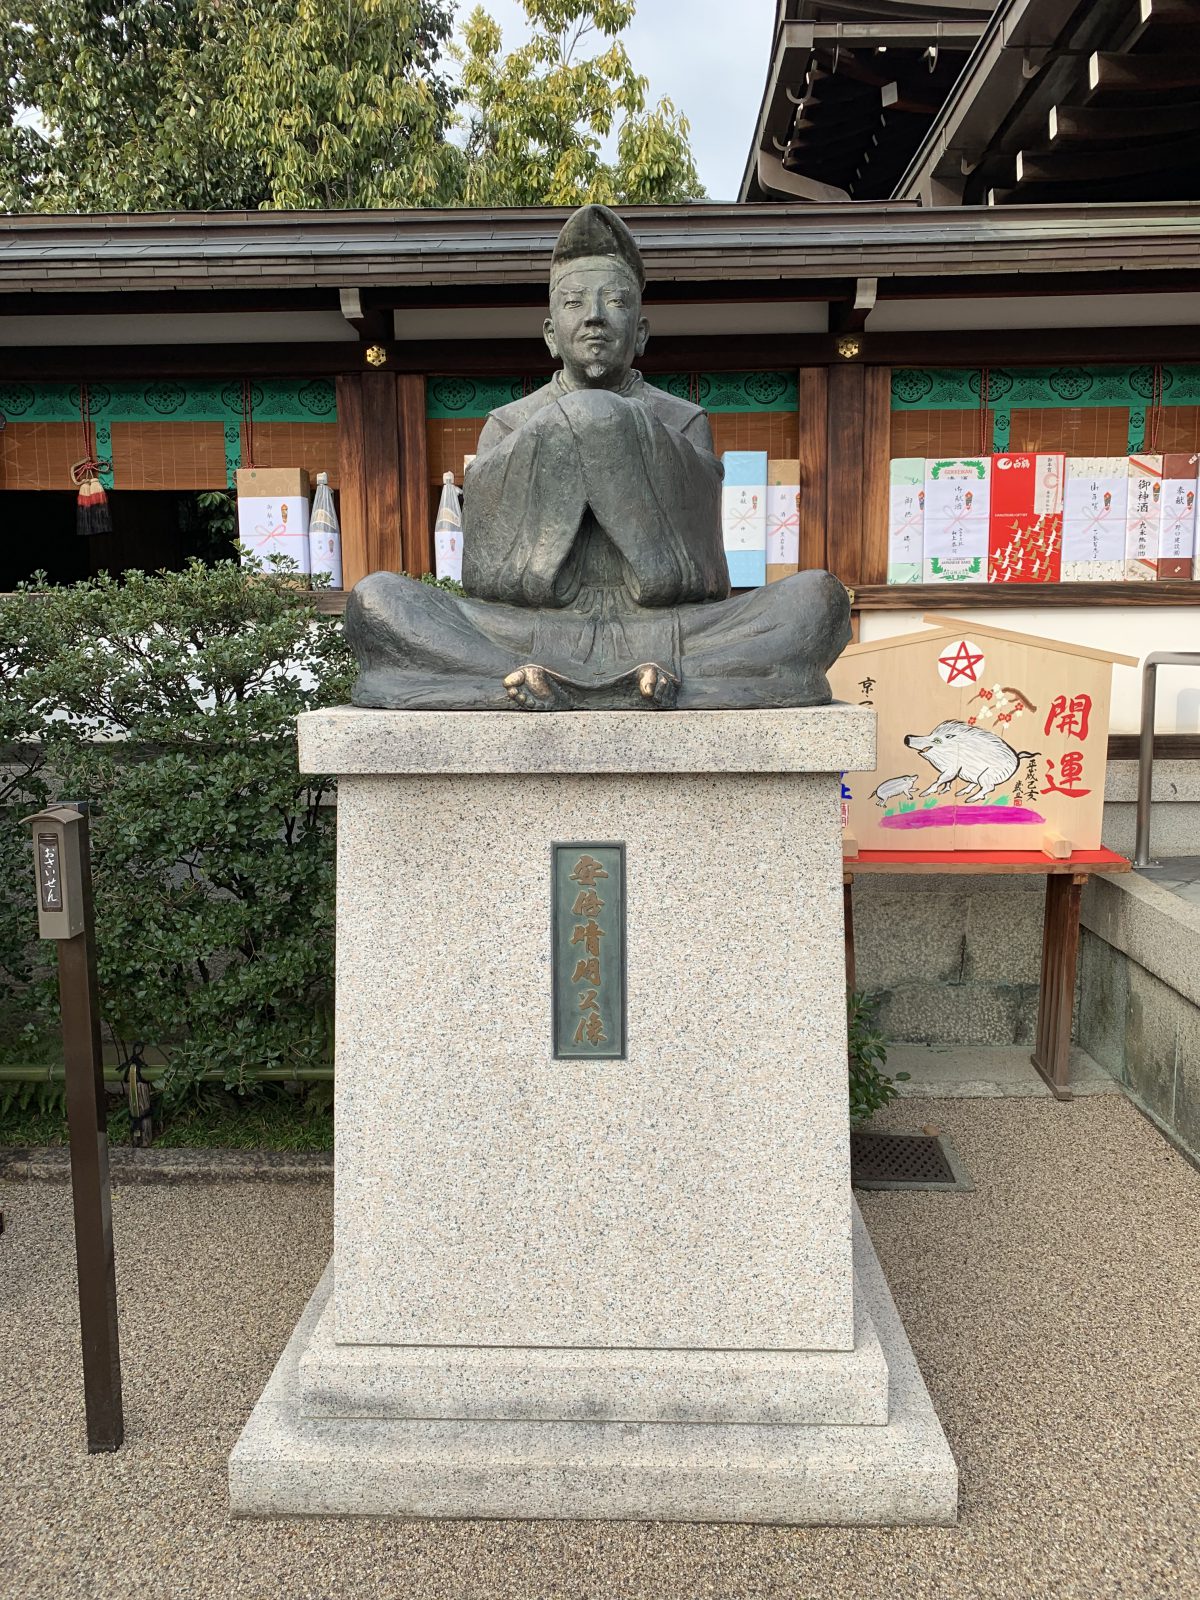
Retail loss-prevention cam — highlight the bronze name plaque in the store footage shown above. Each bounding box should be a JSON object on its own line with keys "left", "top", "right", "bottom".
{"left": 552, "top": 842, "right": 626, "bottom": 1059}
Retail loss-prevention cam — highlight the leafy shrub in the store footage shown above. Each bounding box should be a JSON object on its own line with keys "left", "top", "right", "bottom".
{"left": 0, "top": 560, "right": 354, "bottom": 1100}
{"left": 0, "top": 594, "right": 55, "bottom": 1053}
{"left": 848, "top": 990, "right": 906, "bottom": 1126}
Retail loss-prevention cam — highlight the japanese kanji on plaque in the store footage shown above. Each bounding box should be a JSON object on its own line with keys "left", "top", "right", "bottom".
{"left": 552, "top": 843, "right": 626, "bottom": 1059}
{"left": 829, "top": 618, "right": 1137, "bottom": 853}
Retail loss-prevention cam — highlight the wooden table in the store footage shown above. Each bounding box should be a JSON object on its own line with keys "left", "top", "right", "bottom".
{"left": 842, "top": 848, "right": 1131, "bottom": 1101}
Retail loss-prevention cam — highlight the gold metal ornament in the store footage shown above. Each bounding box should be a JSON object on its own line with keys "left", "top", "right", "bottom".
{"left": 836, "top": 335, "right": 862, "bottom": 360}
{"left": 365, "top": 344, "right": 388, "bottom": 368}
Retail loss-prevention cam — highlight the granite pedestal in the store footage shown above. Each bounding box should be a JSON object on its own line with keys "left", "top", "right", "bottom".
{"left": 229, "top": 707, "right": 957, "bottom": 1524}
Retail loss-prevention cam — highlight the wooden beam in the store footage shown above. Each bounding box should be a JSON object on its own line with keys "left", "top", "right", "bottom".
{"left": 18, "top": 321, "right": 1200, "bottom": 382}
{"left": 796, "top": 367, "right": 829, "bottom": 571}
{"left": 829, "top": 276, "right": 878, "bottom": 334}
{"left": 860, "top": 367, "right": 891, "bottom": 587}
{"left": 16, "top": 321, "right": 1200, "bottom": 380}
{"left": 1048, "top": 100, "right": 1200, "bottom": 145}
{"left": 396, "top": 374, "right": 431, "bottom": 576}
{"left": 335, "top": 374, "right": 368, "bottom": 589}
{"left": 1129, "top": 0, "right": 1200, "bottom": 51}
{"left": 337, "top": 286, "right": 392, "bottom": 345}
{"left": 309, "top": 591, "right": 1200, "bottom": 635}
{"left": 1088, "top": 52, "right": 1200, "bottom": 96}
{"left": 336, "top": 372, "right": 403, "bottom": 587}
{"left": 1015, "top": 138, "right": 1200, "bottom": 186}
{"left": 852, "top": 580, "right": 1200, "bottom": 609}
{"left": 825, "top": 362, "right": 865, "bottom": 588}
{"left": 361, "top": 373, "right": 404, "bottom": 581}
{"left": 0, "top": 278, "right": 850, "bottom": 319}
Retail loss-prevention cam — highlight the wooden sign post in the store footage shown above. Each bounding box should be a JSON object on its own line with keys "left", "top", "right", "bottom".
{"left": 24, "top": 804, "right": 124, "bottom": 1454}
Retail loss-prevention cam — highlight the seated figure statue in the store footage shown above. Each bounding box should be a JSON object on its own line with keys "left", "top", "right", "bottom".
{"left": 345, "top": 204, "right": 850, "bottom": 711}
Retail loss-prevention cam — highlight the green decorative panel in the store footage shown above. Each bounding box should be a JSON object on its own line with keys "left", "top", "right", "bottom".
{"left": 426, "top": 371, "right": 798, "bottom": 419}
{"left": 0, "top": 378, "right": 336, "bottom": 424}
{"left": 650, "top": 371, "right": 798, "bottom": 412}
{"left": 426, "top": 378, "right": 529, "bottom": 419}
{"left": 890, "top": 366, "right": 1200, "bottom": 456}
{"left": 0, "top": 379, "right": 336, "bottom": 491}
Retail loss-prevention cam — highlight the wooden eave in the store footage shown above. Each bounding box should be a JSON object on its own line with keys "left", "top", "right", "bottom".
{"left": 893, "top": 0, "right": 1200, "bottom": 206}
{"left": 739, "top": 2, "right": 988, "bottom": 202}
{"left": 5, "top": 200, "right": 1200, "bottom": 297}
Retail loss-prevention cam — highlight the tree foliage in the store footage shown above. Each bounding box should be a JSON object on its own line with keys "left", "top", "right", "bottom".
{"left": 1, "top": 0, "right": 461, "bottom": 211}
{"left": 456, "top": 0, "right": 703, "bottom": 206}
{"left": 1, "top": 0, "right": 702, "bottom": 212}
{"left": 206, "top": 0, "right": 462, "bottom": 210}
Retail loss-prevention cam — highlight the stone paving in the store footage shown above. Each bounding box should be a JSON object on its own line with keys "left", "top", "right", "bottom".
{"left": 1136, "top": 854, "right": 1200, "bottom": 910}
{"left": 3, "top": 1094, "right": 1199, "bottom": 1600}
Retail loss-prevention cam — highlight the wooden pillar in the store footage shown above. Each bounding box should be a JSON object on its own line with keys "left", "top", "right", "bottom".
{"left": 1031, "top": 871, "right": 1085, "bottom": 1101}
{"left": 397, "top": 374, "right": 431, "bottom": 578}
{"left": 796, "top": 367, "right": 829, "bottom": 572}
{"left": 825, "top": 363, "right": 864, "bottom": 589}
{"left": 823, "top": 363, "right": 892, "bottom": 590}
{"left": 336, "top": 372, "right": 402, "bottom": 588}
{"left": 861, "top": 367, "right": 892, "bottom": 587}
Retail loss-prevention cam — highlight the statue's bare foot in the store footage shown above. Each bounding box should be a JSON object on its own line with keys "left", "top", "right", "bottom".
{"left": 636, "top": 663, "right": 679, "bottom": 708}
{"left": 504, "top": 664, "right": 568, "bottom": 710}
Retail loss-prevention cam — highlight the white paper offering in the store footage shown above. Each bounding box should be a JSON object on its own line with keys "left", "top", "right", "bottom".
{"left": 1159, "top": 454, "right": 1198, "bottom": 579}
{"left": 887, "top": 458, "right": 924, "bottom": 584}
{"left": 1124, "top": 455, "right": 1163, "bottom": 582}
{"left": 1061, "top": 457, "right": 1127, "bottom": 582}
{"left": 237, "top": 495, "right": 311, "bottom": 575}
{"left": 922, "top": 458, "right": 989, "bottom": 582}
{"left": 721, "top": 450, "right": 768, "bottom": 587}
{"left": 766, "top": 484, "right": 799, "bottom": 565}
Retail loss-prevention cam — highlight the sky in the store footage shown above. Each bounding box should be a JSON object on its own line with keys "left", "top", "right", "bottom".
{"left": 468, "top": 0, "right": 779, "bottom": 202}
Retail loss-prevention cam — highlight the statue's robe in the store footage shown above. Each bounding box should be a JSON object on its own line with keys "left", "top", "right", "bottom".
{"left": 345, "top": 371, "right": 850, "bottom": 710}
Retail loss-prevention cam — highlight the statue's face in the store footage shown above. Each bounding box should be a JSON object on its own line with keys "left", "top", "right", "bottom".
{"left": 544, "top": 262, "right": 649, "bottom": 388}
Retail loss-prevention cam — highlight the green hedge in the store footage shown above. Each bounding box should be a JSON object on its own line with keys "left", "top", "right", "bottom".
{"left": 0, "top": 561, "right": 354, "bottom": 1100}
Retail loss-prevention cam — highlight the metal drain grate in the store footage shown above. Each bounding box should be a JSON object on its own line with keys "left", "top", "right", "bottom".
{"left": 850, "top": 1131, "right": 971, "bottom": 1192}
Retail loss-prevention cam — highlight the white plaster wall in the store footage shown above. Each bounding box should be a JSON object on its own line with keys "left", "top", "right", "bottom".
{"left": 0, "top": 311, "right": 357, "bottom": 345}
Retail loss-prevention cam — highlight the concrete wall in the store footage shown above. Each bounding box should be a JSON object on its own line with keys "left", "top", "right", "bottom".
{"left": 854, "top": 872, "right": 1043, "bottom": 1045}
{"left": 855, "top": 760, "right": 1198, "bottom": 1045}
{"left": 1078, "top": 874, "right": 1200, "bottom": 1163}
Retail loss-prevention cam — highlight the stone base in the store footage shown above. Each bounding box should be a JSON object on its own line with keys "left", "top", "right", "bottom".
{"left": 229, "top": 1208, "right": 957, "bottom": 1525}
{"left": 297, "top": 1283, "right": 889, "bottom": 1425}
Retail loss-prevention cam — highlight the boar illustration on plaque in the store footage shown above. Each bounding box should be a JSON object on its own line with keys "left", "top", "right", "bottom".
{"left": 906, "top": 722, "right": 1030, "bottom": 800}
{"left": 828, "top": 617, "right": 1136, "bottom": 853}
{"left": 870, "top": 774, "right": 919, "bottom": 808}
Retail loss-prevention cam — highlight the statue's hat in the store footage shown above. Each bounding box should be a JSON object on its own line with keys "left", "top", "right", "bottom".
{"left": 550, "top": 204, "right": 645, "bottom": 291}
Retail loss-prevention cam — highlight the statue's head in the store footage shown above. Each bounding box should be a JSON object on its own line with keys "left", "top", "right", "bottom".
{"left": 544, "top": 204, "right": 649, "bottom": 390}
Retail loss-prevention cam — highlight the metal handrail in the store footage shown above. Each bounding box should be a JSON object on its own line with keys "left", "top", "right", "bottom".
{"left": 1134, "top": 651, "right": 1200, "bottom": 868}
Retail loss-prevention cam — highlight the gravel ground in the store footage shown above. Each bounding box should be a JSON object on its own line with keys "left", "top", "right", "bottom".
{"left": 3, "top": 1095, "right": 1199, "bottom": 1600}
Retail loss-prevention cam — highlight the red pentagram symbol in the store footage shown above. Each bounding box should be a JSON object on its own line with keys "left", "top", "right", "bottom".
{"left": 938, "top": 640, "right": 984, "bottom": 684}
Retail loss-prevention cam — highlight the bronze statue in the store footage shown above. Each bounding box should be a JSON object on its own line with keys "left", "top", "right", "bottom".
{"left": 345, "top": 204, "right": 850, "bottom": 710}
